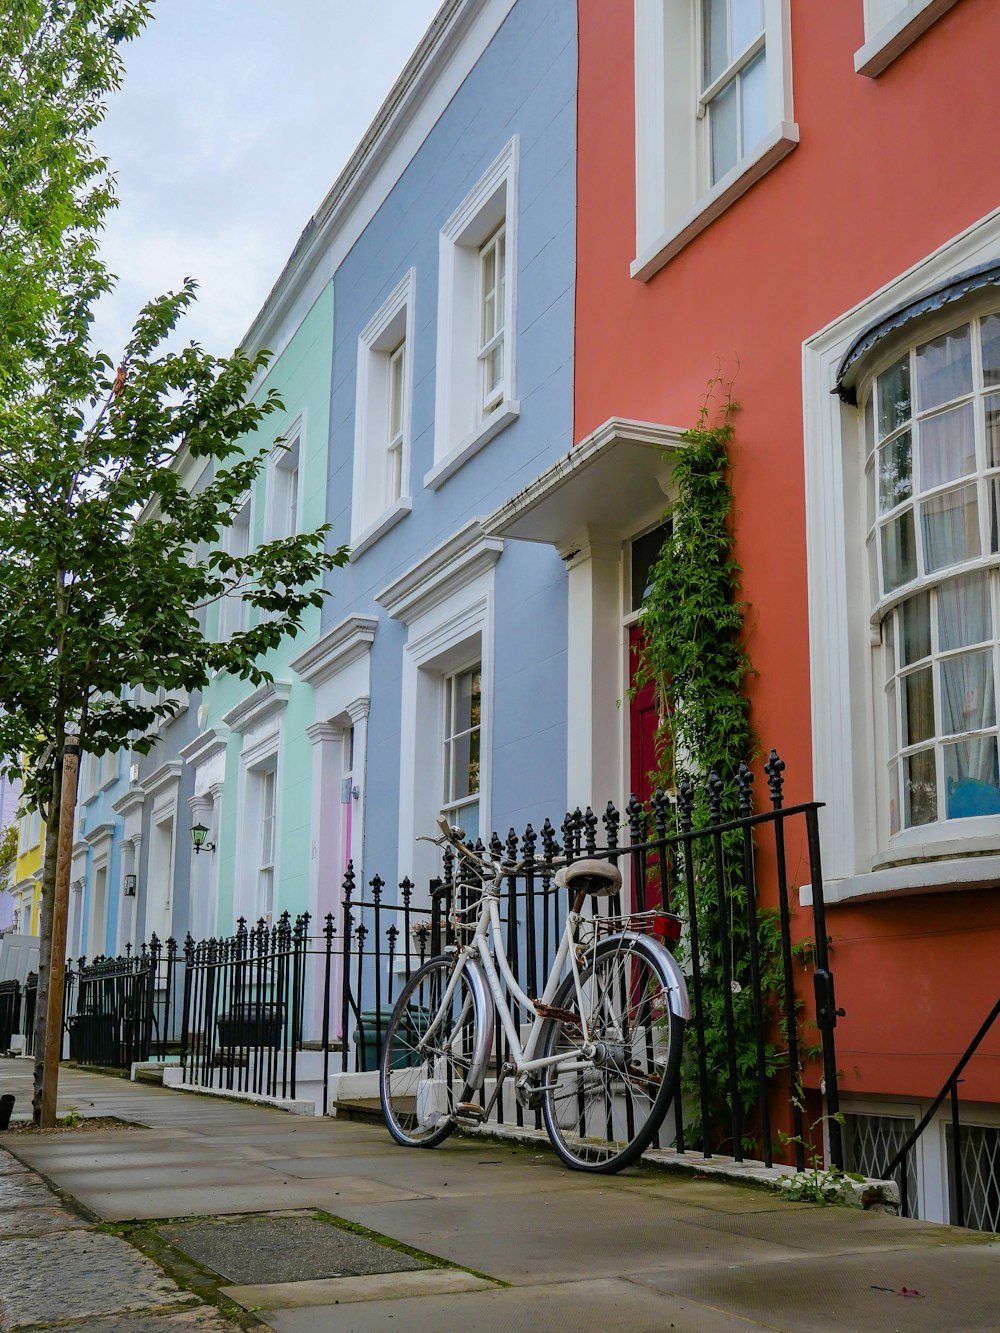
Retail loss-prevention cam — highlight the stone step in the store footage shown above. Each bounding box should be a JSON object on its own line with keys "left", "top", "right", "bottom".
{"left": 331, "top": 1097, "right": 385, "bottom": 1124}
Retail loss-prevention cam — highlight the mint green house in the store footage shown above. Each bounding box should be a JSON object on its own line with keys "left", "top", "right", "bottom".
{"left": 180, "top": 280, "right": 336, "bottom": 938}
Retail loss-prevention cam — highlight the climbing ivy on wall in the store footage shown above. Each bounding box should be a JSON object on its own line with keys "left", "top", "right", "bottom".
{"left": 634, "top": 381, "right": 794, "bottom": 1155}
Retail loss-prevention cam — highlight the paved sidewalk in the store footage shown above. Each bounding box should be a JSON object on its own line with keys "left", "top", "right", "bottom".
{"left": 1, "top": 1060, "right": 998, "bottom": 1331}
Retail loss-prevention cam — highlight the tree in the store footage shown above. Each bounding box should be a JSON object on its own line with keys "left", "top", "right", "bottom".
{"left": 0, "top": 1, "right": 348, "bottom": 1123}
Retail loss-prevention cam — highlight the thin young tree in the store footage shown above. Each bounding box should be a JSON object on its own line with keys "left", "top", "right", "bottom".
{"left": 0, "top": 1, "right": 348, "bottom": 1123}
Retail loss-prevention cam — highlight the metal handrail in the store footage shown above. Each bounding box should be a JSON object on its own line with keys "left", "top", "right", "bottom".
{"left": 885, "top": 994, "right": 1000, "bottom": 1226}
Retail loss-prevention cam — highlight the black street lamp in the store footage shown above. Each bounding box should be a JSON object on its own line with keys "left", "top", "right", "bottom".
{"left": 191, "top": 823, "right": 216, "bottom": 855}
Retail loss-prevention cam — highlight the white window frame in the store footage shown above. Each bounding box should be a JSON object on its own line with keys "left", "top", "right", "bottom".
{"left": 855, "top": 0, "right": 961, "bottom": 78}
{"left": 226, "top": 681, "right": 290, "bottom": 929}
{"left": 632, "top": 0, "right": 797, "bottom": 281}
{"left": 803, "top": 207, "right": 1000, "bottom": 907}
{"left": 430, "top": 137, "right": 520, "bottom": 490}
{"left": 218, "top": 493, "right": 252, "bottom": 642}
{"left": 351, "top": 269, "right": 416, "bottom": 557}
{"left": 441, "top": 661, "right": 483, "bottom": 838}
{"left": 265, "top": 418, "right": 303, "bottom": 544}
{"left": 256, "top": 761, "right": 278, "bottom": 926}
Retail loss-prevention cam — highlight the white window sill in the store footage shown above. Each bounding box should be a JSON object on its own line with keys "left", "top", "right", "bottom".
{"left": 424, "top": 400, "right": 520, "bottom": 491}
{"left": 349, "top": 497, "right": 412, "bottom": 561}
{"left": 799, "top": 850, "right": 1000, "bottom": 907}
{"left": 631, "top": 124, "right": 799, "bottom": 283}
{"left": 854, "top": 0, "right": 960, "bottom": 77}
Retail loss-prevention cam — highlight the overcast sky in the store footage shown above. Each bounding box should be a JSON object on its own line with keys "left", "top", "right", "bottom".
{"left": 92, "top": 0, "right": 442, "bottom": 360}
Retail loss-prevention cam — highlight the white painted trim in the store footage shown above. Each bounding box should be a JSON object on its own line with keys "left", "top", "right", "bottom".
{"left": 137, "top": 761, "right": 183, "bottom": 801}
{"left": 855, "top": 0, "right": 961, "bottom": 77}
{"left": 631, "top": 125, "right": 798, "bottom": 282}
{"left": 349, "top": 497, "right": 412, "bottom": 559}
{"left": 375, "top": 518, "right": 504, "bottom": 624}
{"left": 179, "top": 727, "right": 231, "bottom": 771}
{"left": 264, "top": 411, "right": 306, "bottom": 543}
{"left": 802, "top": 205, "right": 1000, "bottom": 884}
{"left": 222, "top": 680, "right": 292, "bottom": 734}
{"left": 633, "top": 0, "right": 796, "bottom": 277}
{"left": 800, "top": 852, "right": 1000, "bottom": 907}
{"left": 351, "top": 270, "right": 416, "bottom": 546}
{"left": 434, "top": 136, "right": 519, "bottom": 466}
{"left": 290, "top": 615, "right": 378, "bottom": 686}
{"left": 423, "top": 401, "right": 519, "bottom": 489}
{"left": 398, "top": 584, "right": 495, "bottom": 892}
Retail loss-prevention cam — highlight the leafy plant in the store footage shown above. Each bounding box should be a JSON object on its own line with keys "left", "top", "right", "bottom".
{"left": 777, "top": 1164, "right": 865, "bottom": 1205}
{"left": 57, "top": 1106, "right": 85, "bottom": 1128}
{"left": 633, "top": 379, "right": 794, "bottom": 1154}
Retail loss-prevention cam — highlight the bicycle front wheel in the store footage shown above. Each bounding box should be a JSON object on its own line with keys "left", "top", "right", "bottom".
{"left": 379, "top": 955, "right": 483, "bottom": 1149}
{"left": 540, "top": 934, "right": 684, "bottom": 1173}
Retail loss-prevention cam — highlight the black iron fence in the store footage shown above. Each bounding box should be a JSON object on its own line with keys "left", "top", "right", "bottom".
{"left": 65, "top": 936, "right": 181, "bottom": 1069}
{"left": 0, "top": 980, "right": 20, "bottom": 1052}
{"left": 339, "top": 751, "right": 845, "bottom": 1170}
{"left": 181, "top": 913, "right": 337, "bottom": 1106}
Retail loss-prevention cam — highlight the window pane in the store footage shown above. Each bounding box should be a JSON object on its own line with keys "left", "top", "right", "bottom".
{"left": 903, "top": 666, "right": 934, "bottom": 745}
{"left": 901, "top": 592, "right": 931, "bottom": 664}
{"left": 877, "top": 356, "right": 911, "bottom": 440}
{"left": 878, "top": 431, "right": 912, "bottom": 513}
{"left": 740, "top": 50, "right": 767, "bottom": 156}
{"left": 985, "top": 394, "right": 1000, "bottom": 468}
{"left": 981, "top": 313, "right": 1000, "bottom": 388}
{"left": 880, "top": 509, "right": 917, "bottom": 593}
{"left": 703, "top": 0, "right": 728, "bottom": 85}
{"left": 732, "top": 0, "right": 763, "bottom": 54}
{"left": 884, "top": 613, "right": 896, "bottom": 679}
{"left": 945, "top": 737, "right": 1000, "bottom": 818}
{"left": 889, "top": 760, "right": 901, "bottom": 835}
{"left": 904, "top": 747, "right": 937, "bottom": 826}
{"left": 941, "top": 649, "right": 995, "bottom": 736}
{"left": 918, "top": 402, "right": 976, "bottom": 491}
{"left": 865, "top": 396, "right": 875, "bottom": 458}
{"left": 867, "top": 461, "right": 876, "bottom": 532}
{"left": 452, "top": 731, "right": 474, "bottom": 800}
{"left": 916, "top": 325, "right": 973, "bottom": 411}
{"left": 921, "top": 483, "right": 980, "bottom": 572}
{"left": 710, "top": 78, "right": 738, "bottom": 183}
{"left": 938, "top": 572, "right": 991, "bottom": 650}
{"left": 886, "top": 681, "right": 898, "bottom": 756}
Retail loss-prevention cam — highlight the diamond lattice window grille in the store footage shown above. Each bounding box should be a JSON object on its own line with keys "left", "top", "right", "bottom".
{"left": 946, "top": 1122, "right": 1000, "bottom": 1232}
{"left": 844, "top": 1112, "right": 919, "bottom": 1217}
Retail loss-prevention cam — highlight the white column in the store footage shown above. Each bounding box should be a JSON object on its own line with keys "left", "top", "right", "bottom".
{"left": 560, "top": 526, "right": 623, "bottom": 813}
{"left": 187, "top": 791, "right": 217, "bottom": 942}
{"left": 346, "top": 697, "right": 370, "bottom": 885}
{"left": 305, "top": 721, "right": 345, "bottom": 929}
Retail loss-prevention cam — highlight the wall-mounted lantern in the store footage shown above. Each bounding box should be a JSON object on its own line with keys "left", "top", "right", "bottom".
{"left": 123, "top": 874, "right": 137, "bottom": 897}
{"left": 191, "top": 823, "right": 216, "bottom": 855}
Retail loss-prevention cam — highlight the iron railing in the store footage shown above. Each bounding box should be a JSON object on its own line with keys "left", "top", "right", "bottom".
{"left": 339, "top": 750, "right": 844, "bottom": 1170}
{"left": 885, "top": 995, "right": 1000, "bottom": 1229}
{"left": 65, "top": 936, "right": 181, "bottom": 1069}
{"left": 0, "top": 980, "right": 20, "bottom": 1052}
{"left": 181, "top": 913, "right": 339, "bottom": 1106}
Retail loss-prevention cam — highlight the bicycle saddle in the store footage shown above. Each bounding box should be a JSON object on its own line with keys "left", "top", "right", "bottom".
{"left": 553, "top": 859, "right": 623, "bottom": 897}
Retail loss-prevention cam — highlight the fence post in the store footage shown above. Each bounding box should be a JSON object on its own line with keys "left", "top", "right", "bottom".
{"left": 803, "top": 803, "right": 844, "bottom": 1169}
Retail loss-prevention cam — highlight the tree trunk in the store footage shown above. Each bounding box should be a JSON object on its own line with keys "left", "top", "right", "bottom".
{"left": 31, "top": 761, "right": 62, "bottom": 1125}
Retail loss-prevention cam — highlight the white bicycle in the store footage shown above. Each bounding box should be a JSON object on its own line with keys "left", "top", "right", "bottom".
{"left": 379, "top": 817, "right": 691, "bottom": 1173}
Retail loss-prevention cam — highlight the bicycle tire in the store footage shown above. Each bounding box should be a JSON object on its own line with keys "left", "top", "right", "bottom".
{"left": 539, "top": 933, "right": 684, "bottom": 1173}
{"left": 379, "top": 955, "right": 482, "bottom": 1149}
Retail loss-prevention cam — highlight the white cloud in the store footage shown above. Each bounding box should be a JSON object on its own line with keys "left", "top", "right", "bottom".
{"left": 92, "top": 0, "right": 441, "bottom": 360}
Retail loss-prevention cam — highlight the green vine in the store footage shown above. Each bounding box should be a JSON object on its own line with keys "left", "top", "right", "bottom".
{"left": 634, "top": 379, "right": 792, "bottom": 1154}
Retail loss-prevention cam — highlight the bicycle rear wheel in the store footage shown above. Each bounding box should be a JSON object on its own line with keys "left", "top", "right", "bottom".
{"left": 540, "top": 934, "right": 684, "bottom": 1173}
{"left": 380, "top": 956, "right": 483, "bottom": 1149}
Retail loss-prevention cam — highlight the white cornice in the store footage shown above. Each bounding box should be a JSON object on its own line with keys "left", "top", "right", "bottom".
{"left": 290, "top": 616, "right": 378, "bottom": 687}
{"left": 138, "top": 761, "right": 183, "bottom": 800}
{"left": 111, "top": 786, "right": 146, "bottom": 818}
{"left": 375, "top": 519, "right": 503, "bottom": 624}
{"left": 179, "top": 726, "right": 231, "bottom": 771}
{"left": 83, "top": 821, "right": 116, "bottom": 849}
{"left": 482, "top": 419, "right": 685, "bottom": 547}
{"left": 222, "top": 681, "right": 292, "bottom": 734}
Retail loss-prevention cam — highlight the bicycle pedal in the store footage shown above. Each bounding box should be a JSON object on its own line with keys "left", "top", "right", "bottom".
{"left": 454, "top": 1101, "right": 486, "bottom": 1124}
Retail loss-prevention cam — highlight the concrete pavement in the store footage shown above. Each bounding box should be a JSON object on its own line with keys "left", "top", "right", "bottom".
{"left": 1, "top": 1060, "right": 997, "bottom": 1331}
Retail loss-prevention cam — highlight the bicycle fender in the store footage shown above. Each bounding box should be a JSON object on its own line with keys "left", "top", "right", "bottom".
{"left": 615, "top": 932, "right": 692, "bottom": 1022}
{"left": 460, "top": 955, "right": 496, "bottom": 1094}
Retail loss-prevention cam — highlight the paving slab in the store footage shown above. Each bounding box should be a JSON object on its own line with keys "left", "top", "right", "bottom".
{"left": 67, "top": 1309, "right": 239, "bottom": 1331}
{"left": 333, "top": 1187, "right": 808, "bottom": 1285}
{"left": 223, "top": 1268, "right": 496, "bottom": 1309}
{"left": 0, "top": 1229, "right": 196, "bottom": 1330}
{"left": 0, "top": 1202, "right": 89, "bottom": 1235}
{"left": 159, "top": 1214, "right": 427, "bottom": 1285}
{"left": 0, "top": 1173, "right": 62, "bottom": 1210}
{"left": 258, "top": 1276, "right": 768, "bottom": 1332}
{"left": 637, "top": 1242, "right": 1000, "bottom": 1332}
